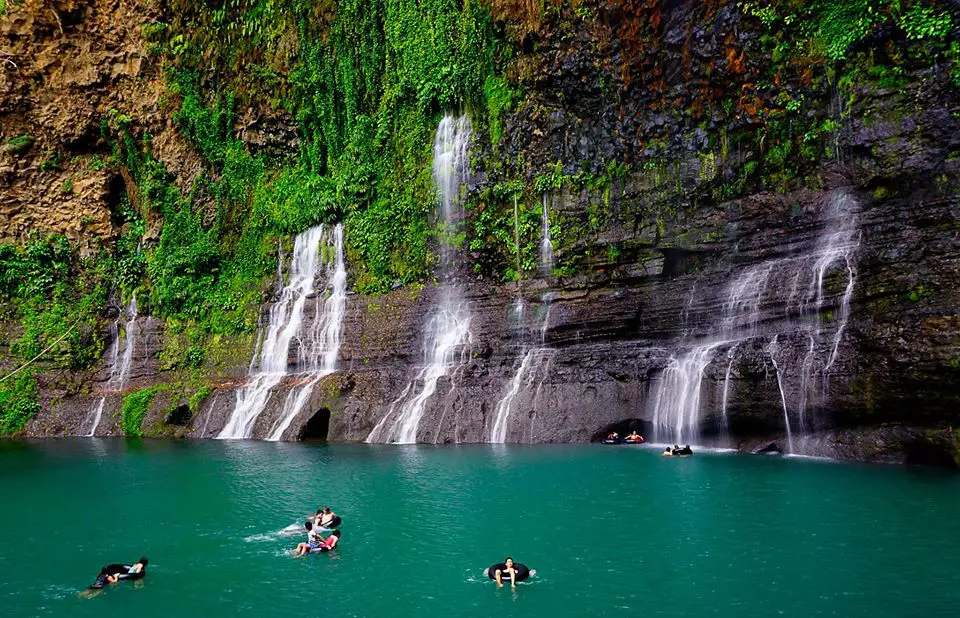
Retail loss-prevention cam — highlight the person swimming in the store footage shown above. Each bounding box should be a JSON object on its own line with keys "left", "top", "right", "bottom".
{"left": 308, "top": 505, "right": 338, "bottom": 528}
{"left": 625, "top": 431, "right": 643, "bottom": 442}
{"left": 91, "top": 557, "right": 148, "bottom": 588}
{"left": 318, "top": 506, "right": 338, "bottom": 528}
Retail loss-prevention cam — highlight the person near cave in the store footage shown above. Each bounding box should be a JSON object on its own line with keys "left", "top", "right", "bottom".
{"left": 625, "top": 431, "right": 643, "bottom": 443}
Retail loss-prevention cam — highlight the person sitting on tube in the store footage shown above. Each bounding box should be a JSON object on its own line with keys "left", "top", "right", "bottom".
{"left": 495, "top": 557, "right": 519, "bottom": 589}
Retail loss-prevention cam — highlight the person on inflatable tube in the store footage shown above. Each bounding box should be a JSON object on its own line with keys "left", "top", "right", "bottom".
{"left": 486, "top": 557, "right": 530, "bottom": 588}
{"left": 90, "top": 557, "right": 148, "bottom": 588}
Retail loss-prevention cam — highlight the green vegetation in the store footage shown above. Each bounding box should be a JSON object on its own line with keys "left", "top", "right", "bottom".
{"left": 121, "top": 385, "right": 163, "bottom": 437}
{"left": 3, "top": 134, "right": 34, "bottom": 155}
{"left": 117, "top": 0, "right": 511, "bottom": 316}
{"left": 739, "top": 0, "right": 953, "bottom": 60}
{"left": 0, "top": 236, "right": 106, "bottom": 370}
{"left": 0, "top": 373, "right": 41, "bottom": 435}
{"left": 188, "top": 385, "right": 212, "bottom": 412}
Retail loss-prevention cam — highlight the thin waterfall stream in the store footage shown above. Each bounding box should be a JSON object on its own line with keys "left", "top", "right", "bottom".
{"left": 84, "top": 295, "right": 138, "bottom": 436}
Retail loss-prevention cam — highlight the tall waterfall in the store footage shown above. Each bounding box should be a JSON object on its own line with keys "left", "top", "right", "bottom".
{"left": 650, "top": 191, "right": 859, "bottom": 447}
{"left": 266, "top": 224, "right": 347, "bottom": 441}
{"left": 218, "top": 224, "right": 334, "bottom": 439}
{"left": 366, "top": 115, "right": 473, "bottom": 444}
{"left": 84, "top": 295, "right": 138, "bottom": 436}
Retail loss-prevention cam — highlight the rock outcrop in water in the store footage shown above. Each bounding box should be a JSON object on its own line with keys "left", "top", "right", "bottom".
{"left": 1, "top": 1, "right": 959, "bottom": 465}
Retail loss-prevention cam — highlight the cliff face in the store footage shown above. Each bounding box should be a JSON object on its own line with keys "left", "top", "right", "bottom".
{"left": 3, "top": 1, "right": 959, "bottom": 464}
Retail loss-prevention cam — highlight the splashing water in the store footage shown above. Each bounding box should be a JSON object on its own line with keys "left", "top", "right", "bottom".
{"left": 218, "top": 225, "right": 328, "bottom": 439}
{"left": 366, "top": 115, "right": 474, "bottom": 444}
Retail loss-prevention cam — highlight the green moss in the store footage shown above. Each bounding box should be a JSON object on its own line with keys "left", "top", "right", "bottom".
{"left": 3, "top": 134, "right": 34, "bottom": 155}
{"left": 188, "top": 385, "right": 212, "bottom": 412}
{"left": 121, "top": 386, "right": 164, "bottom": 437}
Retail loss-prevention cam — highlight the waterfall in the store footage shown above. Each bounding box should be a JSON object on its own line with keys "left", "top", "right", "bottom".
{"left": 650, "top": 190, "right": 859, "bottom": 448}
{"left": 218, "top": 225, "right": 328, "bottom": 439}
{"left": 539, "top": 193, "right": 554, "bottom": 275}
{"left": 116, "top": 295, "right": 139, "bottom": 388}
{"left": 365, "top": 115, "right": 473, "bottom": 444}
{"left": 84, "top": 296, "right": 138, "bottom": 436}
{"left": 266, "top": 224, "right": 347, "bottom": 441}
{"left": 651, "top": 342, "right": 726, "bottom": 445}
{"left": 489, "top": 290, "right": 555, "bottom": 443}
{"left": 768, "top": 336, "right": 794, "bottom": 453}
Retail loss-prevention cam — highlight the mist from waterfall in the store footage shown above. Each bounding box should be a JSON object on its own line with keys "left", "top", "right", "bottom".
{"left": 366, "top": 115, "right": 473, "bottom": 444}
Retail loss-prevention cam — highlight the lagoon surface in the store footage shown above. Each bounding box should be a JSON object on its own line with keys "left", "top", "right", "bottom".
{"left": 1, "top": 441, "right": 959, "bottom": 617}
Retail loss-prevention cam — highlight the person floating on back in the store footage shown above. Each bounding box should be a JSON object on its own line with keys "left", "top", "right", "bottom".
{"left": 90, "top": 557, "right": 148, "bottom": 588}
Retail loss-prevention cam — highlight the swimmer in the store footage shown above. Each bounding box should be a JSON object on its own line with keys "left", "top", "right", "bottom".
{"left": 318, "top": 505, "right": 338, "bottom": 528}
{"left": 495, "top": 557, "right": 518, "bottom": 589}
{"left": 625, "top": 431, "right": 643, "bottom": 442}
{"left": 294, "top": 520, "right": 322, "bottom": 557}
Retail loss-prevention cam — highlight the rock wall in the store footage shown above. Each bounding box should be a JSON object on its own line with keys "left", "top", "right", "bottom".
{"left": 4, "top": 1, "right": 960, "bottom": 464}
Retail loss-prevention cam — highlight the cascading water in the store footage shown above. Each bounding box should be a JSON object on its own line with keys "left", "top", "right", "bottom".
{"left": 84, "top": 296, "right": 138, "bottom": 436}
{"left": 84, "top": 318, "right": 119, "bottom": 436}
{"left": 366, "top": 115, "right": 473, "bottom": 444}
{"left": 650, "top": 190, "right": 859, "bottom": 448}
{"left": 540, "top": 193, "right": 554, "bottom": 275}
{"left": 218, "top": 225, "right": 328, "bottom": 439}
{"left": 266, "top": 224, "right": 347, "bottom": 441}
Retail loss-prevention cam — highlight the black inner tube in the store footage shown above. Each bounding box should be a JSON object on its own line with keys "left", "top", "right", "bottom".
{"left": 486, "top": 563, "right": 530, "bottom": 582}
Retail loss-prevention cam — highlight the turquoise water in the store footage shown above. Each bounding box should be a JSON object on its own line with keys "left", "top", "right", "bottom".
{"left": 1, "top": 441, "right": 959, "bottom": 617}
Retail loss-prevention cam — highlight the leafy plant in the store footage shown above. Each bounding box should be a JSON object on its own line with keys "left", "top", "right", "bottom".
{"left": 121, "top": 386, "right": 163, "bottom": 437}
{"left": 0, "top": 373, "right": 41, "bottom": 435}
{"left": 3, "top": 134, "right": 34, "bottom": 155}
